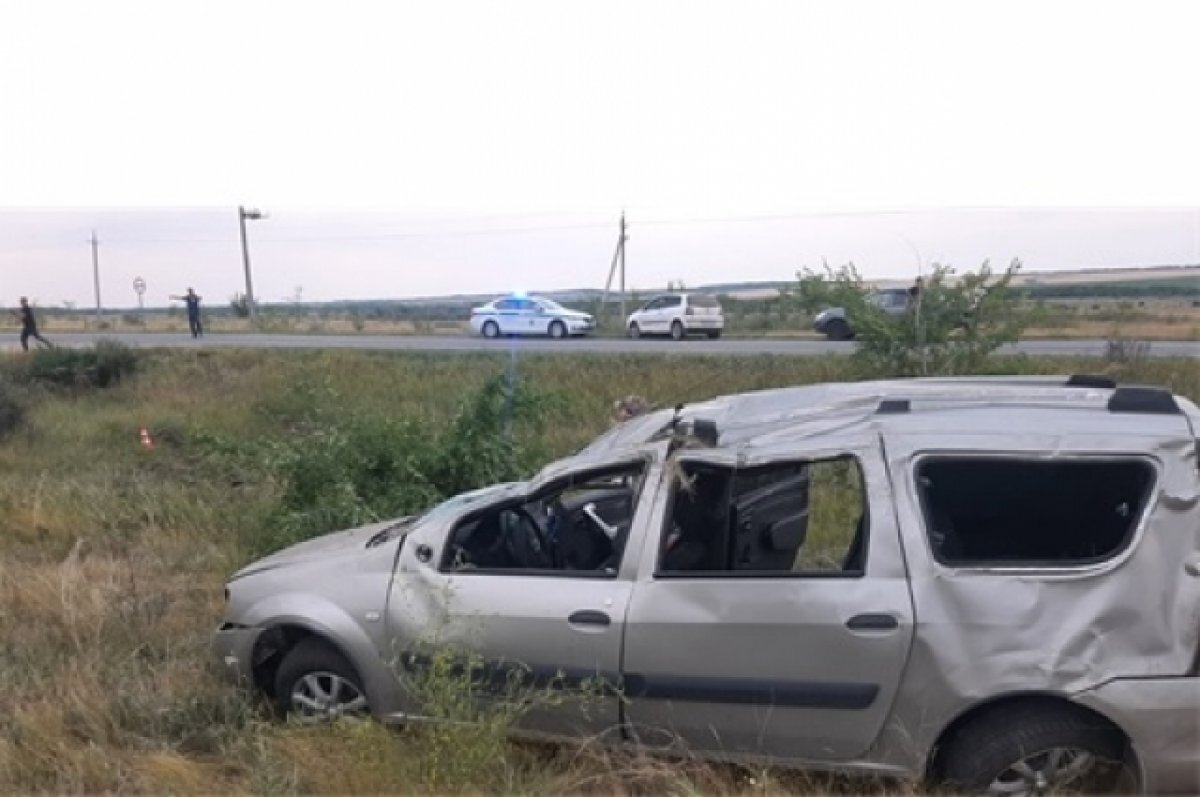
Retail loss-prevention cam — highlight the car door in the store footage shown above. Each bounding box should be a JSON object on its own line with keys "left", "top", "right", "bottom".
{"left": 518, "top": 299, "right": 542, "bottom": 334}
{"left": 620, "top": 436, "right": 915, "bottom": 762}
{"left": 387, "top": 454, "right": 665, "bottom": 738}
{"left": 490, "top": 298, "right": 518, "bottom": 334}
{"left": 635, "top": 298, "right": 661, "bottom": 332}
{"left": 533, "top": 300, "right": 556, "bottom": 335}
{"left": 658, "top": 295, "right": 682, "bottom": 333}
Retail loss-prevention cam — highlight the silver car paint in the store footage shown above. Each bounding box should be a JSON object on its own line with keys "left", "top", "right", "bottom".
{"left": 215, "top": 377, "right": 1200, "bottom": 791}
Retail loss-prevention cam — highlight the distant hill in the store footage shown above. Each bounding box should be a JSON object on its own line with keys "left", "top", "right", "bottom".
{"left": 62, "top": 263, "right": 1199, "bottom": 315}
{"left": 328, "top": 264, "right": 1199, "bottom": 306}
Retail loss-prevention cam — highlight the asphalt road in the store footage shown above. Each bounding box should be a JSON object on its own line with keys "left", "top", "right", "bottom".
{"left": 10, "top": 332, "right": 1197, "bottom": 358}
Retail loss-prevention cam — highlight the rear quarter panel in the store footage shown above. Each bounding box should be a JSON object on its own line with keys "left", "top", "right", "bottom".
{"left": 874, "top": 417, "right": 1200, "bottom": 764}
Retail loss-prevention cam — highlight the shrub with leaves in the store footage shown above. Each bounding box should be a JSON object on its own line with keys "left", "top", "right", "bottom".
{"left": 17, "top": 339, "right": 138, "bottom": 388}
{"left": 0, "top": 379, "right": 24, "bottom": 440}
{"left": 795, "top": 260, "right": 1032, "bottom": 376}
{"left": 254, "top": 372, "right": 561, "bottom": 554}
{"left": 229, "top": 293, "right": 251, "bottom": 318}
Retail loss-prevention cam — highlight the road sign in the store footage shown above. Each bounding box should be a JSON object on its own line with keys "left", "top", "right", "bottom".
{"left": 133, "top": 277, "right": 147, "bottom": 295}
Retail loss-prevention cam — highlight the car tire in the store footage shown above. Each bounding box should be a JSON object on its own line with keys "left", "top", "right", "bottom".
{"left": 670, "top": 320, "right": 685, "bottom": 341}
{"left": 825, "top": 318, "right": 852, "bottom": 341}
{"left": 274, "top": 638, "right": 370, "bottom": 723}
{"left": 937, "top": 702, "right": 1127, "bottom": 795}
{"left": 482, "top": 320, "right": 500, "bottom": 339}
{"left": 628, "top": 322, "right": 641, "bottom": 339}
{"left": 548, "top": 320, "right": 567, "bottom": 339}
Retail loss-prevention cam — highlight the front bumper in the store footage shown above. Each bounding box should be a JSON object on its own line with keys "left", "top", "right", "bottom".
{"left": 212, "top": 623, "right": 266, "bottom": 687}
{"left": 1074, "top": 677, "right": 1200, "bottom": 794}
{"left": 567, "top": 319, "right": 595, "bottom": 335}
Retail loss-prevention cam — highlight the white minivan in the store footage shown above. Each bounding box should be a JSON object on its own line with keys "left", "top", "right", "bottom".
{"left": 626, "top": 293, "right": 724, "bottom": 340}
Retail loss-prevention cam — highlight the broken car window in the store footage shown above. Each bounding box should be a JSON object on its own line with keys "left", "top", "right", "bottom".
{"left": 442, "top": 463, "right": 647, "bottom": 575}
{"left": 916, "top": 458, "right": 1155, "bottom": 566}
{"left": 658, "top": 457, "right": 867, "bottom": 576}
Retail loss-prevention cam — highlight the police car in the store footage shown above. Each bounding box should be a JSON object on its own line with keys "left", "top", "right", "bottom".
{"left": 469, "top": 294, "right": 596, "bottom": 338}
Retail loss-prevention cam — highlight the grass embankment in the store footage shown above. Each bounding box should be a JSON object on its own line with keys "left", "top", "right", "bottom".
{"left": 0, "top": 348, "right": 1196, "bottom": 794}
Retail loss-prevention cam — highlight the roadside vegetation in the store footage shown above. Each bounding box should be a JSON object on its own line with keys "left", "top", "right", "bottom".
{"left": 0, "top": 344, "right": 1196, "bottom": 793}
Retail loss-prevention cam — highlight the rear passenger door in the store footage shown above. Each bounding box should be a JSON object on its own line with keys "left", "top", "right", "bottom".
{"left": 621, "top": 438, "right": 916, "bottom": 761}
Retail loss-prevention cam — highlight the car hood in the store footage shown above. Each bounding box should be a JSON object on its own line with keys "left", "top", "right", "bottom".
{"left": 229, "top": 518, "right": 406, "bottom": 581}
{"left": 229, "top": 482, "right": 526, "bottom": 582}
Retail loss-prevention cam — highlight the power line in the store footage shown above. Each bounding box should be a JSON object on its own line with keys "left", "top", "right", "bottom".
{"left": 0, "top": 208, "right": 959, "bottom": 250}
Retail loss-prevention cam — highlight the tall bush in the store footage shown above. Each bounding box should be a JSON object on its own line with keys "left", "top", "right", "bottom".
{"left": 18, "top": 340, "right": 138, "bottom": 388}
{"left": 256, "top": 373, "right": 559, "bottom": 553}
{"left": 795, "top": 260, "right": 1032, "bottom": 376}
{"left": 0, "top": 380, "right": 24, "bottom": 440}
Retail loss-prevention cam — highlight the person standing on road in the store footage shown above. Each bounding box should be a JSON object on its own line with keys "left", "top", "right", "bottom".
{"left": 13, "top": 297, "right": 51, "bottom": 351}
{"left": 170, "top": 288, "right": 204, "bottom": 338}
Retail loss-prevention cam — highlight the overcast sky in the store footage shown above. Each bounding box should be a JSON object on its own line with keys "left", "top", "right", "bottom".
{"left": 1, "top": 1, "right": 1198, "bottom": 307}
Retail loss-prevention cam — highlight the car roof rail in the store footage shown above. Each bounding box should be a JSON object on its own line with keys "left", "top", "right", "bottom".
{"left": 1107, "top": 386, "right": 1180, "bottom": 415}
{"left": 1067, "top": 374, "right": 1117, "bottom": 389}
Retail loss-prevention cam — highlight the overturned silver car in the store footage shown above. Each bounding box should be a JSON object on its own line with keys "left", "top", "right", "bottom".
{"left": 214, "top": 375, "right": 1200, "bottom": 794}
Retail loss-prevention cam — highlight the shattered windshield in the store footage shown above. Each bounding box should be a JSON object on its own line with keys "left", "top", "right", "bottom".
{"left": 366, "top": 483, "right": 522, "bottom": 547}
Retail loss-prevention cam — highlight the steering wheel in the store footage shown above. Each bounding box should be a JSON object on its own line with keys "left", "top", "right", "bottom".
{"left": 501, "top": 507, "right": 553, "bottom": 569}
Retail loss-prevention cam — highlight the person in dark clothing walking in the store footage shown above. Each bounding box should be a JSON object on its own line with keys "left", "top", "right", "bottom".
{"left": 170, "top": 288, "right": 203, "bottom": 338}
{"left": 13, "top": 297, "right": 51, "bottom": 351}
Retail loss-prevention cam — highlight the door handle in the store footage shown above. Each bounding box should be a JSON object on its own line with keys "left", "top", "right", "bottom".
{"left": 568, "top": 610, "right": 611, "bottom": 627}
{"left": 846, "top": 613, "right": 899, "bottom": 631}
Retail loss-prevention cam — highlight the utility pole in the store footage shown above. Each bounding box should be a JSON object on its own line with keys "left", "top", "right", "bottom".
{"left": 618, "top": 212, "right": 627, "bottom": 323}
{"left": 600, "top": 212, "right": 629, "bottom": 330}
{"left": 90, "top": 230, "right": 101, "bottom": 320}
{"left": 238, "top": 206, "right": 264, "bottom": 319}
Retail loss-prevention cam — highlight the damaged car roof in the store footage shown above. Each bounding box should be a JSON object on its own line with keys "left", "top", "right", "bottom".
{"left": 574, "top": 376, "right": 1200, "bottom": 463}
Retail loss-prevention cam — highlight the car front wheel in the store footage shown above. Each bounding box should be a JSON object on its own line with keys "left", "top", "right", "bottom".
{"left": 670, "top": 320, "right": 685, "bottom": 341}
{"left": 548, "top": 320, "right": 567, "bottom": 339}
{"left": 628, "top": 322, "right": 641, "bottom": 339}
{"left": 937, "top": 702, "right": 1127, "bottom": 796}
{"left": 274, "top": 638, "right": 370, "bottom": 723}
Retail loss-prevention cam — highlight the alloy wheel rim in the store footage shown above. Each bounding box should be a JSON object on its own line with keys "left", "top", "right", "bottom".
{"left": 988, "top": 748, "right": 1098, "bottom": 796}
{"left": 289, "top": 670, "right": 368, "bottom": 723}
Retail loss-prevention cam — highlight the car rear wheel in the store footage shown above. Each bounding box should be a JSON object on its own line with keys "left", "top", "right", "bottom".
{"left": 548, "top": 320, "right": 567, "bottom": 339}
{"left": 937, "top": 702, "right": 1127, "bottom": 796}
{"left": 825, "top": 318, "right": 852, "bottom": 341}
{"left": 482, "top": 320, "right": 500, "bottom": 339}
{"left": 628, "top": 322, "right": 641, "bottom": 339}
{"left": 670, "top": 320, "right": 685, "bottom": 341}
{"left": 274, "top": 638, "right": 370, "bottom": 723}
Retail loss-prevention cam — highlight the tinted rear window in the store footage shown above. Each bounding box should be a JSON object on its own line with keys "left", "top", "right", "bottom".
{"left": 689, "top": 294, "right": 720, "bottom": 308}
{"left": 917, "top": 458, "right": 1154, "bottom": 566}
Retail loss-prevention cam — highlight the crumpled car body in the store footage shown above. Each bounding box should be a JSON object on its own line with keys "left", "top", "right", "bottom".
{"left": 215, "top": 376, "right": 1200, "bottom": 794}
